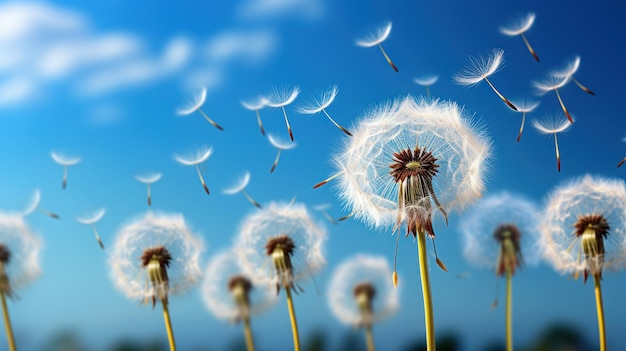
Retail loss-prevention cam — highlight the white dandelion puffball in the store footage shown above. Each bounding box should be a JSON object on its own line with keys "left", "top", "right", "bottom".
{"left": 0, "top": 212, "right": 43, "bottom": 290}
{"left": 201, "top": 249, "right": 278, "bottom": 322}
{"left": 109, "top": 211, "right": 204, "bottom": 302}
{"left": 234, "top": 201, "right": 326, "bottom": 288}
{"left": 327, "top": 254, "right": 398, "bottom": 326}
{"left": 540, "top": 175, "right": 626, "bottom": 275}
{"left": 460, "top": 191, "right": 542, "bottom": 269}
{"left": 333, "top": 95, "right": 491, "bottom": 231}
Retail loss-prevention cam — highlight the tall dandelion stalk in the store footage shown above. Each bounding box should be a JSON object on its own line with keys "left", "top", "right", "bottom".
{"left": 319, "top": 96, "right": 491, "bottom": 350}
{"left": 235, "top": 202, "right": 326, "bottom": 351}
{"left": 539, "top": 175, "right": 626, "bottom": 351}
{"left": 109, "top": 211, "right": 204, "bottom": 351}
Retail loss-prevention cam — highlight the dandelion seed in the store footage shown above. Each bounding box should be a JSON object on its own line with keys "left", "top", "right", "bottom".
{"left": 177, "top": 87, "right": 224, "bottom": 131}
{"left": 174, "top": 146, "right": 213, "bottom": 195}
{"left": 76, "top": 208, "right": 107, "bottom": 250}
{"left": 532, "top": 116, "right": 572, "bottom": 172}
{"left": 313, "top": 204, "right": 338, "bottom": 225}
{"left": 328, "top": 254, "right": 398, "bottom": 351}
{"left": 551, "top": 55, "right": 595, "bottom": 95}
{"left": 356, "top": 21, "right": 399, "bottom": 72}
{"left": 109, "top": 211, "right": 204, "bottom": 351}
{"left": 0, "top": 212, "right": 43, "bottom": 351}
{"left": 135, "top": 173, "right": 162, "bottom": 207}
{"left": 508, "top": 99, "right": 540, "bottom": 142}
{"left": 500, "top": 12, "right": 540, "bottom": 62}
{"left": 618, "top": 157, "right": 626, "bottom": 168}
{"left": 297, "top": 85, "right": 352, "bottom": 136}
{"left": 267, "top": 134, "right": 296, "bottom": 173}
{"left": 22, "top": 189, "right": 59, "bottom": 219}
{"left": 202, "top": 250, "right": 278, "bottom": 351}
{"left": 265, "top": 86, "right": 300, "bottom": 142}
{"left": 539, "top": 175, "right": 626, "bottom": 351}
{"left": 413, "top": 76, "right": 439, "bottom": 97}
{"left": 454, "top": 49, "right": 517, "bottom": 111}
{"left": 533, "top": 75, "right": 573, "bottom": 123}
{"left": 50, "top": 151, "right": 81, "bottom": 190}
{"left": 326, "top": 96, "right": 491, "bottom": 350}
{"left": 460, "top": 192, "right": 541, "bottom": 351}
{"left": 234, "top": 202, "right": 326, "bottom": 351}
{"left": 223, "top": 171, "right": 262, "bottom": 208}
{"left": 241, "top": 97, "right": 269, "bottom": 136}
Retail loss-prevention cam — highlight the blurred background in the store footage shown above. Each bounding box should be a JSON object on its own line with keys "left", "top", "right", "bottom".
{"left": 0, "top": 0, "right": 624, "bottom": 350}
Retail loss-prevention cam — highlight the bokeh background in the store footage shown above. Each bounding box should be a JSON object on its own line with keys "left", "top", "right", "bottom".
{"left": 0, "top": 0, "right": 624, "bottom": 350}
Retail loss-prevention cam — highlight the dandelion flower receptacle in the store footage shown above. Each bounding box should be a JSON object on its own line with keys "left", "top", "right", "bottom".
{"left": 235, "top": 202, "right": 326, "bottom": 351}
{"left": 177, "top": 87, "right": 224, "bottom": 131}
{"left": 540, "top": 175, "right": 626, "bottom": 351}
{"left": 135, "top": 173, "right": 162, "bottom": 206}
{"left": 324, "top": 96, "right": 491, "bottom": 350}
{"left": 500, "top": 12, "right": 540, "bottom": 62}
{"left": 356, "top": 21, "right": 399, "bottom": 72}
{"left": 109, "top": 211, "right": 204, "bottom": 351}
{"left": 51, "top": 151, "right": 81, "bottom": 190}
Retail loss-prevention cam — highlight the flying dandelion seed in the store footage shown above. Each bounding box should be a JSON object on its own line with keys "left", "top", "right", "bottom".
{"left": 22, "top": 189, "right": 59, "bottom": 219}
{"left": 320, "top": 96, "right": 491, "bottom": 351}
{"left": 0, "top": 212, "right": 43, "bottom": 351}
{"left": 76, "top": 208, "right": 107, "bottom": 250}
{"left": 532, "top": 116, "right": 572, "bottom": 172}
{"left": 454, "top": 49, "right": 517, "bottom": 111}
{"left": 177, "top": 87, "right": 224, "bottom": 131}
{"left": 413, "top": 76, "right": 439, "bottom": 97}
{"left": 328, "top": 254, "right": 398, "bottom": 351}
{"left": 508, "top": 99, "right": 540, "bottom": 143}
{"left": 551, "top": 55, "right": 595, "bottom": 96}
{"left": 297, "top": 85, "right": 352, "bottom": 136}
{"left": 267, "top": 134, "right": 296, "bottom": 173}
{"left": 618, "top": 157, "right": 626, "bottom": 168}
{"left": 174, "top": 146, "right": 213, "bottom": 195}
{"left": 539, "top": 175, "right": 626, "bottom": 351}
{"left": 223, "top": 171, "right": 262, "bottom": 208}
{"left": 266, "top": 86, "right": 300, "bottom": 142}
{"left": 135, "top": 173, "right": 162, "bottom": 207}
{"left": 460, "top": 192, "right": 541, "bottom": 351}
{"left": 533, "top": 75, "right": 573, "bottom": 123}
{"left": 356, "top": 21, "right": 399, "bottom": 72}
{"left": 202, "top": 249, "right": 278, "bottom": 351}
{"left": 50, "top": 151, "right": 81, "bottom": 190}
{"left": 234, "top": 201, "right": 326, "bottom": 351}
{"left": 109, "top": 211, "right": 204, "bottom": 351}
{"left": 241, "top": 97, "right": 269, "bottom": 136}
{"left": 500, "top": 12, "right": 540, "bottom": 62}
{"left": 313, "top": 204, "right": 339, "bottom": 225}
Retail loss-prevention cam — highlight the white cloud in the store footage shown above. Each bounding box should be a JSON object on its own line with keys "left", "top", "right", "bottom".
{"left": 238, "top": 0, "right": 324, "bottom": 20}
{"left": 0, "top": 76, "right": 35, "bottom": 106}
{"left": 87, "top": 103, "right": 125, "bottom": 125}
{"left": 205, "top": 30, "right": 276, "bottom": 64}
{"left": 0, "top": 1, "right": 84, "bottom": 43}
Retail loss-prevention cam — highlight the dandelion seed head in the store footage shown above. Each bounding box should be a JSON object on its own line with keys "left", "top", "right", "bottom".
{"left": 135, "top": 172, "right": 162, "bottom": 184}
{"left": 297, "top": 85, "right": 339, "bottom": 115}
{"left": 333, "top": 96, "right": 491, "bottom": 232}
{"left": 76, "top": 208, "right": 106, "bottom": 225}
{"left": 201, "top": 250, "right": 278, "bottom": 322}
{"left": 540, "top": 175, "right": 626, "bottom": 275}
{"left": 532, "top": 75, "right": 571, "bottom": 95}
{"left": 413, "top": 76, "right": 439, "bottom": 87}
{"left": 51, "top": 151, "right": 81, "bottom": 166}
{"left": 173, "top": 145, "right": 213, "bottom": 166}
{"left": 453, "top": 49, "right": 505, "bottom": 86}
{"left": 500, "top": 12, "right": 536, "bottom": 36}
{"left": 509, "top": 99, "right": 540, "bottom": 113}
{"left": 551, "top": 55, "right": 582, "bottom": 78}
{"left": 355, "top": 21, "right": 392, "bottom": 47}
{"left": 265, "top": 86, "right": 300, "bottom": 108}
{"left": 22, "top": 189, "right": 41, "bottom": 217}
{"left": 223, "top": 171, "right": 251, "bottom": 195}
{"left": 108, "top": 211, "right": 204, "bottom": 303}
{"left": 532, "top": 116, "right": 572, "bottom": 135}
{"left": 268, "top": 134, "right": 296, "bottom": 150}
{"left": 241, "top": 96, "right": 268, "bottom": 111}
{"left": 327, "top": 254, "right": 398, "bottom": 326}
{"left": 177, "top": 87, "right": 207, "bottom": 116}
{"left": 460, "top": 191, "right": 542, "bottom": 270}
{"left": 234, "top": 202, "right": 326, "bottom": 289}
{"left": 0, "top": 212, "right": 43, "bottom": 292}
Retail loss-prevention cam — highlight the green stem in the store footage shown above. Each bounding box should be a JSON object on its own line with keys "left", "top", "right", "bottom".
{"left": 285, "top": 287, "right": 300, "bottom": 351}
{"left": 593, "top": 274, "right": 606, "bottom": 351}
{"left": 417, "top": 229, "right": 436, "bottom": 350}
{"left": 0, "top": 291, "right": 16, "bottom": 351}
{"left": 242, "top": 317, "right": 256, "bottom": 351}
{"left": 161, "top": 299, "right": 177, "bottom": 351}
{"left": 365, "top": 323, "right": 375, "bottom": 351}
{"left": 505, "top": 271, "right": 513, "bottom": 351}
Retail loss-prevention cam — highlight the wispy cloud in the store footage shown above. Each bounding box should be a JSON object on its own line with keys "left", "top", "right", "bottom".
{"left": 238, "top": 0, "right": 324, "bottom": 20}
{"left": 204, "top": 30, "right": 276, "bottom": 64}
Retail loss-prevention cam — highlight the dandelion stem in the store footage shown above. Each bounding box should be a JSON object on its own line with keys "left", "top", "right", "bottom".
{"left": 198, "top": 108, "right": 224, "bottom": 131}
{"left": 484, "top": 77, "right": 517, "bottom": 111}
{"left": 417, "top": 229, "right": 436, "bottom": 351}
{"left": 0, "top": 291, "right": 16, "bottom": 351}
{"left": 520, "top": 33, "right": 540, "bottom": 62}
{"left": 285, "top": 286, "right": 301, "bottom": 351}
{"left": 281, "top": 106, "right": 294, "bottom": 142}
{"left": 593, "top": 274, "right": 606, "bottom": 351}
{"left": 322, "top": 109, "right": 352, "bottom": 136}
{"left": 554, "top": 89, "right": 573, "bottom": 124}
{"left": 377, "top": 44, "right": 398, "bottom": 72}
{"left": 505, "top": 270, "right": 513, "bottom": 351}
{"left": 161, "top": 299, "right": 177, "bottom": 351}
{"left": 243, "top": 316, "right": 256, "bottom": 351}
{"left": 195, "top": 164, "right": 210, "bottom": 194}
{"left": 572, "top": 77, "right": 595, "bottom": 96}
{"left": 365, "top": 323, "right": 376, "bottom": 351}
{"left": 517, "top": 112, "right": 526, "bottom": 143}
{"left": 270, "top": 149, "right": 282, "bottom": 173}
{"left": 255, "top": 110, "right": 265, "bottom": 135}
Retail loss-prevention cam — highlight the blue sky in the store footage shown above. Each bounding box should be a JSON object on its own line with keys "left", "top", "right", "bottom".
{"left": 0, "top": 0, "right": 625, "bottom": 350}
